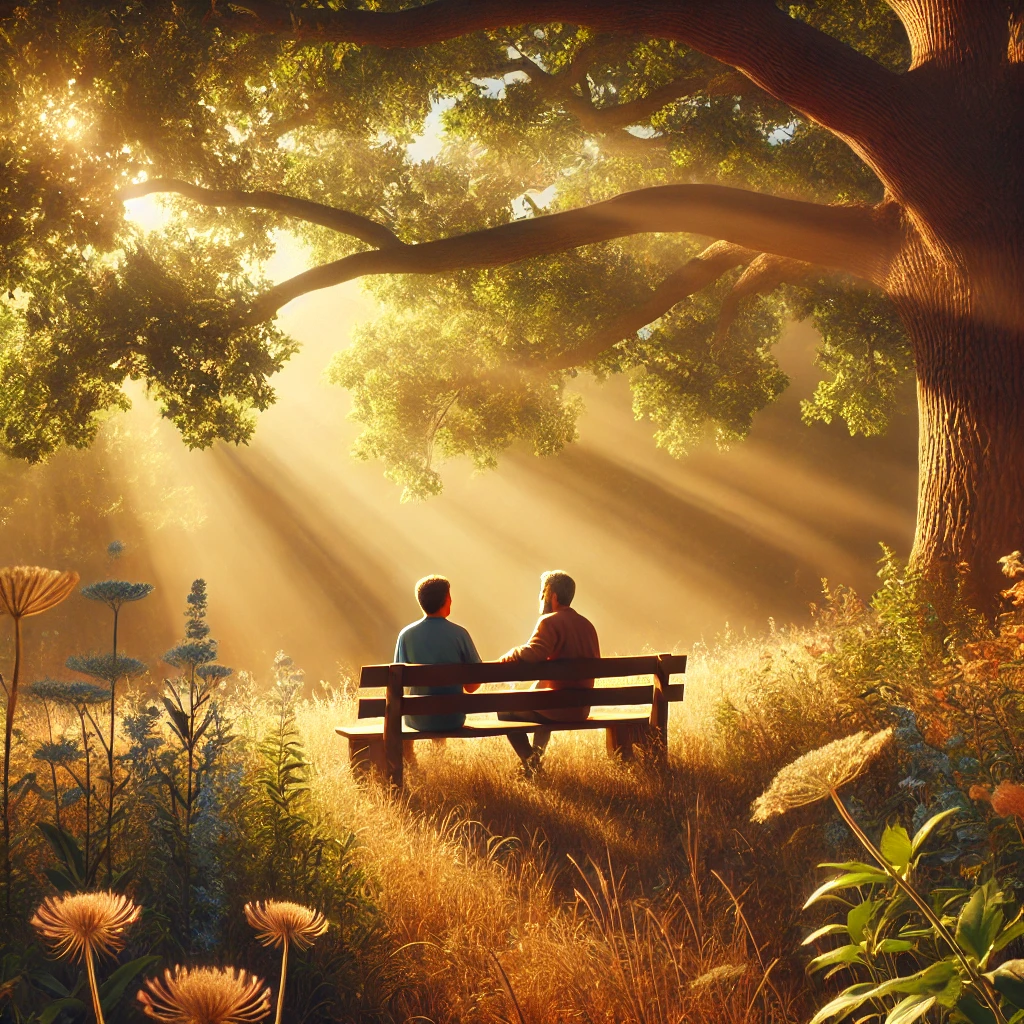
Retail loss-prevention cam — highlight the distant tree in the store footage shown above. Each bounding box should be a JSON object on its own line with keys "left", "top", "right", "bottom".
{"left": 0, "top": 1, "right": 1021, "bottom": 597}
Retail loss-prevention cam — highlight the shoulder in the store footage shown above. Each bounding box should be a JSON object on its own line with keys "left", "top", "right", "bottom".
{"left": 446, "top": 620, "right": 473, "bottom": 639}
{"left": 398, "top": 618, "right": 426, "bottom": 637}
{"left": 565, "top": 607, "right": 597, "bottom": 630}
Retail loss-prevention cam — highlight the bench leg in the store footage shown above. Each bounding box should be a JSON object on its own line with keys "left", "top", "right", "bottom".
{"left": 606, "top": 722, "right": 653, "bottom": 761}
{"left": 403, "top": 739, "right": 419, "bottom": 768}
{"left": 349, "top": 737, "right": 387, "bottom": 778}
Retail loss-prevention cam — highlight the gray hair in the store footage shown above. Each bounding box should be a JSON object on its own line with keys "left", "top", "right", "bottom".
{"left": 541, "top": 570, "right": 575, "bottom": 607}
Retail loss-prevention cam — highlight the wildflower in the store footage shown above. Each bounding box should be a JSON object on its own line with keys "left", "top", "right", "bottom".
{"left": 66, "top": 652, "right": 147, "bottom": 683}
{"left": 244, "top": 901, "right": 328, "bottom": 950}
{"left": 990, "top": 781, "right": 1024, "bottom": 819}
{"left": 138, "top": 967, "right": 271, "bottom": 1024}
{"left": 245, "top": 901, "right": 327, "bottom": 1024}
{"left": 31, "top": 891, "right": 140, "bottom": 961}
{"left": 80, "top": 580, "right": 154, "bottom": 611}
{"left": 969, "top": 784, "right": 993, "bottom": 803}
{"left": 751, "top": 728, "right": 893, "bottom": 823}
{"left": 0, "top": 566, "right": 80, "bottom": 618}
{"left": 999, "top": 551, "right": 1024, "bottom": 578}
{"left": 689, "top": 963, "right": 747, "bottom": 990}
{"left": 33, "top": 739, "right": 83, "bottom": 766}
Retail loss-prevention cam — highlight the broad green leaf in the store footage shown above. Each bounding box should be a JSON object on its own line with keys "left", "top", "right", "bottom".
{"left": 988, "top": 961, "right": 1024, "bottom": 1011}
{"left": 910, "top": 808, "right": 960, "bottom": 859}
{"left": 848, "top": 899, "right": 880, "bottom": 943}
{"left": 804, "top": 872, "right": 890, "bottom": 909}
{"left": 807, "top": 944, "right": 865, "bottom": 974}
{"left": 880, "top": 825, "right": 912, "bottom": 873}
{"left": 38, "top": 997, "right": 86, "bottom": 1024}
{"left": 876, "top": 939, "right": 915, "bottom": 954}
{"left": 955, "top": 993, "right": 997, "bottom": 1024}
{"left": 871, "top": 961, "right": 958, "bottom": 1000}
{"left": 821, "top": 861, "right": 889, "bottom": 873}
{"left": 886, "top": 994, "right": 935, "bottom": 1024}
{"left": 802, "top": 924, "right": 849, "bottom": 946}
{"left": 807, "top": 983, "right": 881, "bottom": 1024}
{"left": 994, "top": 916, "right": 1024, "bottom": 953}
{"left": 98, "top": 956, "right": 160, "bottom": 1013}
{"left": 956, "top": 885, "right": 1004, "bottom": 966}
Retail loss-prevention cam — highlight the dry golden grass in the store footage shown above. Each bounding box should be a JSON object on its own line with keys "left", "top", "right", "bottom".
{"left": 293, "top": 631, "right": 864, "bottom": 1023}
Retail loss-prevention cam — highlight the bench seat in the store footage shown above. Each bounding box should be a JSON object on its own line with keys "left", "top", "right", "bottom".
{"left": 337, "top": 710, "right": 655, "bottom": 773}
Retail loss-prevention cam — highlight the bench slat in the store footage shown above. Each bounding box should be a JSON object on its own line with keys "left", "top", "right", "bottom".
{"left": 359, "top": 654, "right": 686, "bottom": 689}
{"left": 357, "top": 682, "right": 684, "bottom": 719}
{"left": 338, "top": 711, "right": 651, "bottom": 740}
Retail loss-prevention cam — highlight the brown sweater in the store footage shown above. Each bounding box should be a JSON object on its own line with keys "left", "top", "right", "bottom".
{"left": 500, "top": 606, "right": 600, "bottom": 721}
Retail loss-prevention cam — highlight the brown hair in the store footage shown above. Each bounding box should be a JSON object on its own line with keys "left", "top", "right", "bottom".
{"left": 416, "top": 575, "right": 451, "bottom": 615}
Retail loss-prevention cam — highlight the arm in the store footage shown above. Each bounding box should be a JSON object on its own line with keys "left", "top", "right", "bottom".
{"left": 462, "top": 630, "right": 483, "bottom": 692}
{"left": 499, "top": 616, "right": 557, "bottom": 664}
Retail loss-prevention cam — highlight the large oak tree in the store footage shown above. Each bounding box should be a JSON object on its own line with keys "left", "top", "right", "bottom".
{"left": 1, "top": 1, "right": 1020, "bottom": 597}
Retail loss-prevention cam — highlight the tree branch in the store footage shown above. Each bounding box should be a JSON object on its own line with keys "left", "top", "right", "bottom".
{"left": 545, "top": 241, "right": 754, "bottom": 370}
{"left": 218, "top": 0, "right": 904, "bottom": 158}
{"left": 247, "top": 183, "right": 896, "bottom": 320}
{"left": 120, "top": 178, "right": 402, "bottom": 249}
{"left": 713, "top": 252, "right": 812, "bottom": 345}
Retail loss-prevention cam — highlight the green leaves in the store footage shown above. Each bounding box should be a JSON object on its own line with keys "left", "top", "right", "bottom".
{"left": 955, "top": 882, "right": 1008, "bottom": 968}
{"left": 880, "top": 825, "right": 912, "bottom": 874}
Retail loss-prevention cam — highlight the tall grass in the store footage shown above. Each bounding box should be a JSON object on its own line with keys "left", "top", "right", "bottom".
{"left": 293, "top": 633, "right": 861, "bottom": 1023}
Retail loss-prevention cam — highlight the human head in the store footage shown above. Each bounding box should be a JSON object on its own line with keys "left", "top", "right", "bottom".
{"left": 539, "top": 570, "right": 575, "bottom": 614}
{"left": 416, "top": 575, "right": 451, "bottom": 616}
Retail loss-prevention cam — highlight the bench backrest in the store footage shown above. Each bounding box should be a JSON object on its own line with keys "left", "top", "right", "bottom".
{"left": 356, "top": 654, "right": 686, "bottom": 720}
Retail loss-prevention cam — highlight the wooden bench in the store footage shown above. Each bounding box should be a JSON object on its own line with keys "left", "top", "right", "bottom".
{"left": 336, "top": 654, "right": 686, "bottom": 787}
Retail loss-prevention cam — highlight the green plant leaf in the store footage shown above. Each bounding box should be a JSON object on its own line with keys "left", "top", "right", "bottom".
{"left": 808, "top": 944, "right": 865, "bottom": 974}
{"left": 877, "top": 939, "right": 915, "bottom": 954}
{"left": 910, "top": 808, "right": 960, "bottom": 859}
{"left": 38, "top": 997, "right": 86, "bottom": 1024}
{"left": 956, "top": 884, "right": 1005, "bottom": 966}
{"left": 807, "top": 983, "right": 880, "bottom": 1024}
{"left": 994, "top": 917, "right": 1024, "bottom": 953}
{"left": 803, "top": 924, "right": 849, "bottom": 946}
{"left": 37, "top": 822, "right": 86, "bottom": 889}
{"left": 848, "top": 899, "right": 880, "bottom": 943}
{"left": 988, "top": 961, "right": 1024, "bottom": 1011}
{"left": 886, "top": 994, "right": 935, "bottom": 1024}
{"left": 880, "top": 825, "right": 912, "bottom": 873}
{"left": 956, "top": 993, "right": 997, "bottom": 1024}
{"left": 805, "top": 872, "right": 890, "bottom": 908}
{"left": 98, "top": 956, "right": 160, "bottom": 1013}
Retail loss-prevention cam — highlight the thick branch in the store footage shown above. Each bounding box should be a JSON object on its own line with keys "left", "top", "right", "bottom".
{"left": 220, "top": 0, "right": 903, "bottom": 157}
{"left": 713, "top": 253, "right": 812, "bottom": 345}
{"left": 546, "top": 241, "right": 754, "bottom": 370}
{"left": 121, "top": 178, "right": 402, "bottom": 249}
{"left": 249, "top": 183, "right": 895, "bottom": 320}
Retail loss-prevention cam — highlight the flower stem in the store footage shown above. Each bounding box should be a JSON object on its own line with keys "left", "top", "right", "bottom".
{"left": 85, "top": 946, "right": 105, "bottom": 1024}
{"left": 829, "top": 791, "right": 1007, "bottom": 1024}
{"left": 275, "top": 938, "right": 289, "bottom": 1024}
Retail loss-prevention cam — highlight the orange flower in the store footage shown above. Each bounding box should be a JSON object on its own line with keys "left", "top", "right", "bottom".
{"left": 990, "top": 781, "right": 1024, "bottom": 819}
{"left": 138, "top": 967, "right": 270, "bottom": 1024}
{"left": 969, "top": 785, "right": 992, "bottom": 803}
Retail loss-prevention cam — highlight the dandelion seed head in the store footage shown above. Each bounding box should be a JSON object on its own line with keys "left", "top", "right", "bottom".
{"left": 751, "top": 728, "right": 893, "bottom": 823}
{"left": 244, "top": 901, "right": 328, "bottom": 950}
{"left": 138, "top": 966, "right": 271, "bottom": 1024}
{"left": 31, "top": 891, "right": 140, "bottom": 962}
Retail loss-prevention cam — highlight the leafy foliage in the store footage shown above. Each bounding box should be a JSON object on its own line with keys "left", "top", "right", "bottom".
{"left": 0, "top": 1, "right": 916, "bottom": 497}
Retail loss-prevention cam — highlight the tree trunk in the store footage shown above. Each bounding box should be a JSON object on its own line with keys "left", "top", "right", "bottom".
{"left": 909, "top": 312, "right": 1024, "bottom": 601}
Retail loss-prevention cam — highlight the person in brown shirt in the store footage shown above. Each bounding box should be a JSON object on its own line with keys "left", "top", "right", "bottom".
{"left": 497, "top": 571, "right": 600, "bottom": 759}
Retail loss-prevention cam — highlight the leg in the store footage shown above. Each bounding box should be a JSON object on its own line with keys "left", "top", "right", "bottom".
{"left": 605, "top": 723, "right": 635, "bottom": 761}
{"left": 431, "top": 738, "right": 448, "bottom": 751}
{"left": 532, "top": 728, "right": 552, "bottom": 758}
{"left": 506, "top": 732, "right": 537, "bottom": 774}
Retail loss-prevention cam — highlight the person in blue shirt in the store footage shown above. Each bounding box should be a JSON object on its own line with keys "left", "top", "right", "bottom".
{"left": 395, "top": 575, "right": 482, "bottom": 732}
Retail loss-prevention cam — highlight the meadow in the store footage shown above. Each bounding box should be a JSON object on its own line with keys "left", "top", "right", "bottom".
{"left": 2, "top": 552, "right": 1024, "bottom": 1024}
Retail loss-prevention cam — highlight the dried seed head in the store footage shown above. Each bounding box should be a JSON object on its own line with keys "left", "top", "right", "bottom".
{"left": 990, "top": 781, "right": 1024, "bottom": 820}
{"left": 689, "top": 963, "right": 747, "bottom": 990}
{"left": 31, "top": 891, "right": 140, "bottom": 962}
{"left": 0, "top": 566, "right": 79, "bottom": 619}
{"left": 751, "top": 728, "right": 893, "bottom": 823}
{"left": 138, "top": 967, "right": 271, "bottom": 1024}
{"left": 244, "top": 901, "right": 328, "bottom": 951}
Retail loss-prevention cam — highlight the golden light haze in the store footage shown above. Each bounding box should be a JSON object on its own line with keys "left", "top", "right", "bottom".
{"left": 1, "top": 226, "right": 917, "bottom": 684}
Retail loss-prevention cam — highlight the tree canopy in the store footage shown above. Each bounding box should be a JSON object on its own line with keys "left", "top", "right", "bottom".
{"left": 0, "top": 0, "right": 920, "bottom": 501}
